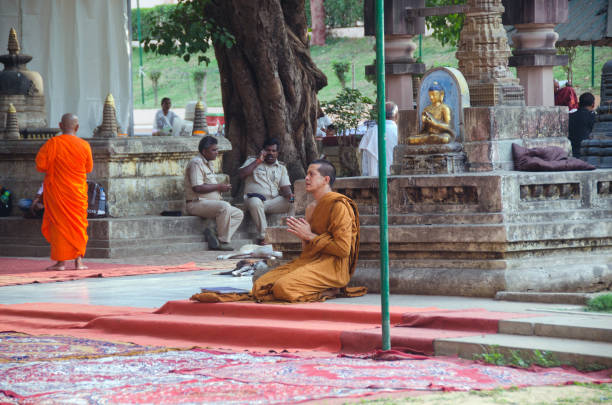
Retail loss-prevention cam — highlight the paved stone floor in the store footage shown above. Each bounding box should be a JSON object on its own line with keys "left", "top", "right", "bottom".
{"left": 0, "top": 252, "right": 583, "bottom": 313}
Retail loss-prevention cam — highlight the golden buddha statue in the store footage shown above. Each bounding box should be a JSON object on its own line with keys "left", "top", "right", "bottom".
{"left": 408, "top": 82, "right": 456, "bottom": 145}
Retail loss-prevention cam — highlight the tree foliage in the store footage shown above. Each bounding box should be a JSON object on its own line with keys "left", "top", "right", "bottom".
{"left": 425, "top": 0, "right": 466, "bottom": 47}
{"left": 305, "top": 0, "right": 364, "bottom": 29}
{"left": 140, "top": 0, "right": 235, "bottom": 65}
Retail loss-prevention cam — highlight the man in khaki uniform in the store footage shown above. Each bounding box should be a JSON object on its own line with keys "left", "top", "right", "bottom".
{"left": 239, "top": 138, "right": 293, "bottom": 245}
{"left": 185, "top": 136, "right": 243, "bottom": 251}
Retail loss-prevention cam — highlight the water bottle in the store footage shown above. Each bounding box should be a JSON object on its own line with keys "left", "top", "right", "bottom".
{"left": 0, "top": 191, "right": 10, "bottom": 205}
{"left": 97, "top": 187, "right": 106, "bottom": 216}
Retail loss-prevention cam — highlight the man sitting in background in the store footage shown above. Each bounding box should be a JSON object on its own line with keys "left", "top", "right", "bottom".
{"left": 153, "top": 97, "right": 180, "bottom": 136}
{"left": 239, "top": 138, "right": 293, "bottom": 245}
{"left": 569, "top": 92, "right": 596, "bottom": 158}
{"left": 185, "top": 136, "right": 243, "bottom": 251}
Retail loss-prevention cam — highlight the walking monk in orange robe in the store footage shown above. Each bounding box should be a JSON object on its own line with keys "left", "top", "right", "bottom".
{"left": 36, "top": 113, "right": 93, "bottom": 271}
{"left": 252, "top": 159, "right": 365, "bottom": 302}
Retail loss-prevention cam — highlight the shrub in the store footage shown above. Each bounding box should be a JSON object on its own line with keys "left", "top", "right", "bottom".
{"left": 321, "top": 87, "right": 373, "bottom": 136}
{"left": 585, "top": 294, "right": 612, "bottom": 313}
{"left": 332, "top": 61, "right": 350, "bottom": 88}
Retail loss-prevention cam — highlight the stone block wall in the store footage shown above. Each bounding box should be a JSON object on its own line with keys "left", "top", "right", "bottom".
{"left": 463, "top": 106, "right": 570, "bottom": 171}
{"left": 274, "top": 169, "right": 612, "bottom": 296}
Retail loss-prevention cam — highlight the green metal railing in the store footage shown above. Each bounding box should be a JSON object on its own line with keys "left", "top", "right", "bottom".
{"left": 136, "top": 0, "right": 145, "bottom": 104}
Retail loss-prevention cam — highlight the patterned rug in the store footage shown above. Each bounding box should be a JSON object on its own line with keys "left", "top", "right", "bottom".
{"left": 0, "top": 259, "right": 238, "bottom": 287}
{"left": 0, "top": 332, "right": 169, "bottom": 363}
{"left": 1, "top": 333, "right": 610, "bottom": 404}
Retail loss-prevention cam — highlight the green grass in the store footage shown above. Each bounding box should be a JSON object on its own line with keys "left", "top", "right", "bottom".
{"left": 585, "top": 294, "right": 612, "bottom": 313}
{"left": 131, "top": 35, "right": 612, "bottom": 109}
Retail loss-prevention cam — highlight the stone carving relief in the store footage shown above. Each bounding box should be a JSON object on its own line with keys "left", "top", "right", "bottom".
{"left": 519, "top": 183, "right": 580, "bottom": 201}
{"left": 400, "top": 186, "right": 478, "bottom": 205}
{"left": 597, "top": 181, "right": 611, "bottom": 196}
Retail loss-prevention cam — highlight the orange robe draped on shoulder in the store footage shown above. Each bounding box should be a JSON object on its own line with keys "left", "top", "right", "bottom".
{"left": 252, "top": 191, "right": 361, "bottom": 302}
{"left": 36, "top": 134, "right": 93, "bottom": 261}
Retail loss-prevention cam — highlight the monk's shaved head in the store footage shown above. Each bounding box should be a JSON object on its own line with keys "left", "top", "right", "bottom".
{"left": 59, "top": 113, "right": 79, "bottom": 134}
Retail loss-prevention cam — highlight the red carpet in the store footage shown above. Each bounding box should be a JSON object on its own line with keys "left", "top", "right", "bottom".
{"left": 2, "top": 332, "right": 610, "bottom": 404}
{"left": 0, "top": 301, "right": 535, "bottom": 355}
{"left": 0, "top": 258, "right": 237, "bottom": 286}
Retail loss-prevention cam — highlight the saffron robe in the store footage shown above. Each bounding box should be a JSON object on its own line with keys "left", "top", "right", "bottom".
{"left": 251, "top": 191, "right": 362, "bottom": 302}
{"left": 36, "top": 134, "right": 93, "bottom": 261}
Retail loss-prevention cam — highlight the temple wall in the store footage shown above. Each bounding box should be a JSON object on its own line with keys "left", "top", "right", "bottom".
{"left": 277, "top": 170, "right": 612, "bottom": 297}
{"left": 463, "top": 106, "right": 570, "bottom": 171}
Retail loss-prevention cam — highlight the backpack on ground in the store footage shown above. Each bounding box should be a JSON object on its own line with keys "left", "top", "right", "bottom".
{"left": 0, "top": 187, "right": 12, "bottom": 217}
{"left": 87, "top": 182, "right": 107, "bottom": 218}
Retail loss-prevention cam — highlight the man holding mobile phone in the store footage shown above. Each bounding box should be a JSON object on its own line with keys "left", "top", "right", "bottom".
{"left": 239, "top": 138, "right": 294, "bottom": 245}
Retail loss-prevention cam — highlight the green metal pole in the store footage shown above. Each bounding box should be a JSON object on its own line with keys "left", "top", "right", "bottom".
{"left": 136, "top": 0, "right": 145, "bottom": 104}
{"left": 419, "top": 34, "right": 423, "bottom": 61}
{"left": 591, "top": 45, "right": 595, "bottom": 89}
{"left": 375, "top": 0, "right": 391, "bottom": 351}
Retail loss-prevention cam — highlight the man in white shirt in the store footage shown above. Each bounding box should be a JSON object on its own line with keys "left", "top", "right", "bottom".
{"left": 358, "top": 101, "right": 399, "bottom": 176}
{"left": 153, "top": 97, "right": 180, "bottom": 136}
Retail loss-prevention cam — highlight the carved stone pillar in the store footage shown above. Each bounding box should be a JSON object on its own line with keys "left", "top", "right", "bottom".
{"left": 502, "top": 0, "right": 568, "bottom": 106}
{"left": 364, "top": 0, "right": 426, "bottom": 110}
{"left": 384, "top": 35, "right": 424, "bottom": 109}
{"left": 456, "top": 0, "right": 524, "bottom": 106}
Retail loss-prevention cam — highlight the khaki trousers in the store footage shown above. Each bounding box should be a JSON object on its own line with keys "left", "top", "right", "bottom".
{"left": 186, "top": 200, "right": 244, "bottom": 243}
{"left": 244, "top": 195, "right": 292, "bottom": 239}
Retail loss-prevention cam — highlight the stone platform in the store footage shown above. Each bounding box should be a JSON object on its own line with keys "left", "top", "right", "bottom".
{"left": 0, "top": 208, "right": 285, "bottom": 258}
{"left": 267, "top": 170, "right": 612, "bottom": 297}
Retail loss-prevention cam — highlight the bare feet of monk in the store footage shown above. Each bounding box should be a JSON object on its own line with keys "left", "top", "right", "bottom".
{"left": 75, "top": 256, "right": 88, "bottom": 270}
{"left": 46, "top": 261, "right": 66, "bottom": 271}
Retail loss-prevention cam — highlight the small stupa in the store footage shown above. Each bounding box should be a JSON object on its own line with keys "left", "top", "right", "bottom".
{"left": 0, "top": 27, "right": 49, "bottom": 134}
{"left": 192, "top": 101, "right": 207, "bottom": 136}
{"left": 93, "top": 94, "right": 119, "bottom": 138}
{"left": 4, "top": 103, "right": 20, "bottom": 139}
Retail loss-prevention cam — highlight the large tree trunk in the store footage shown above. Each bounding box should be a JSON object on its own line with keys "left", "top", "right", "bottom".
{"left": 206, "top": 0, "right": 327, "bottom": 196}
{"left": 310, "top": 0, "right": 326, "bottom": 46}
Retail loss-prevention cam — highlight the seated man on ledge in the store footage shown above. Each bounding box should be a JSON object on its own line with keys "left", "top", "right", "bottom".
{"left": 238, "top": 138, "right": 294, "bottom": 245}
{"left": 251, "top": 159, "right": 365, "bottom": 302}
{"left": 185, "top": 136, "right": 244, "bottom": 251}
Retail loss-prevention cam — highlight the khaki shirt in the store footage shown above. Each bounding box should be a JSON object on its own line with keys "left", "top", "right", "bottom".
{"left": 184, "top": 153, "right": 221, "bottom": 201}
{"left": 240, "top": 157, "right": 291, "bottom": 199}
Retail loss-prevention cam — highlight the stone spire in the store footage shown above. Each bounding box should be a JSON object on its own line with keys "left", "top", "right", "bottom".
{"left": 8, "top": 28, "right": 19, "bottom": 55}
{"left": 455, "top": 0, "right": 524, "bottom": 106}
{"left": 4, "top": 103, "right": 20, "bottom": 139}
{"left": 192, "top": 101, "right": 207, "bottom": 136}
{"left": 1, "top": 27, "right": 33, "bottom": 71}
{"left": 94, "top": 94, "right": 118, "bottom": 138}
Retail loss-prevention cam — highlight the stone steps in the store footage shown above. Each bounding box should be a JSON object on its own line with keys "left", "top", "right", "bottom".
{"left": 435, "top": 334, "right": 612, "bottom": 369}
{"left": 429, "top": 311, "right": 612, "bottom": 368}
{"left": 0, "top": 212, "right": 275, "bottom": 258}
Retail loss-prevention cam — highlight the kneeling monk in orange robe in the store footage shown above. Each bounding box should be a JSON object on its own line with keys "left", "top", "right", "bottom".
{"left": 36, "top": 113, "right": 93, "bottom": 271}
{"left": 251, "top": 159, "right": 364, "bottom": 302}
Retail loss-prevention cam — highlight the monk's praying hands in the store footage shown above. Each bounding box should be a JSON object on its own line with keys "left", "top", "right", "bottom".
{"left": 286, "top": 216, "right": 316, "bottom": 242}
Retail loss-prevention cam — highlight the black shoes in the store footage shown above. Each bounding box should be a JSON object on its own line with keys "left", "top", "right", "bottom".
{"left": 215, "top": 242, "right": 234, "bottom": 251}
{"left": 204, "top": 227, "right": 234, "bottom": 251}
{"left": 204, "top": 228, "right": 219, "bottom": 250}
